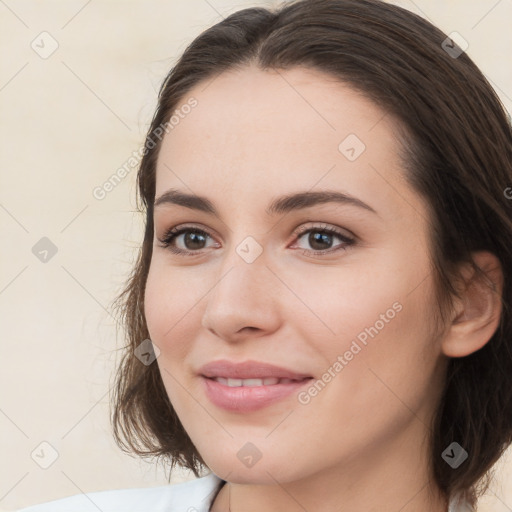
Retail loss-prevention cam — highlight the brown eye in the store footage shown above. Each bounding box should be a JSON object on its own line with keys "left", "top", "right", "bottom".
{"left": 293, "top": 225, "right": 355, "bottom": 255}
{"left": 308, "top": 231, "right": 335, "bottom": 251}
{"left": 158, "top": 227, "right": 217, "bottom": 255}
{"left": 180, "top": 230, "right": 208, "bottom": 250}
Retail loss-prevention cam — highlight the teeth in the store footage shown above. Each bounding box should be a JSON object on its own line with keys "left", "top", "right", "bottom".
{"left": 241, "top": 378, "right": 265, "bottom": 387}
{"left": 212, "top": 377, "right": 291, "bottom": 387}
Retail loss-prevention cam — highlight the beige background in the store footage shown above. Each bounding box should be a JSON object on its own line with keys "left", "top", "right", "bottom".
{"left": 1, "top": 1, "right": 511, "bottom": 511}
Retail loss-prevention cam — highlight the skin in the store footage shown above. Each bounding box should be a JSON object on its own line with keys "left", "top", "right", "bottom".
{"left": 144, "top": 65, "right": 503, "bottom": 512}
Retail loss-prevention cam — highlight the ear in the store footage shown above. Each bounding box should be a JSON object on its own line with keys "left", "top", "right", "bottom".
{"left": 441, "top": 251, "right": 504, "bottom": 358}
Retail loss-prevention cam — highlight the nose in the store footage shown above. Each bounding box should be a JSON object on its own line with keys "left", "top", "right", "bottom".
{"left": 201, "top": 244, "right": 282, "bottom": 343}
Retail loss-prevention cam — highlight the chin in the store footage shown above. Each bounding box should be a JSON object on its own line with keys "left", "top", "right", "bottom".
{"left": 204, "top": 452, "right": 306, "bottom": 485}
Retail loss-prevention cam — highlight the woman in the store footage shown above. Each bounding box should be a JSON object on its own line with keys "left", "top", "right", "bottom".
{"left": 19, "top": 0, "right": 512, "bottom": 510}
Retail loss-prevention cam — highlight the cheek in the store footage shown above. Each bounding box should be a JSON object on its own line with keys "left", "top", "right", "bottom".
{"left": 144, "top": 261, "right": 201, "bottom": 362}
{"left": 144, "top": 263, "right": 203, "bottom": 413}
{"left": 295, "top": 254, "right": 440, "bottom": 398}
{"left": 311, "top": 275, "right": 441, "bottom": 434}
{"left": 281, "top": 260, "right": 406, "bottom": 347}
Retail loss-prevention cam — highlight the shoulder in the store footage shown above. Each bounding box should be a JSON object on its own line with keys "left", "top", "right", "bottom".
{"left": 17, "top": 472, "right": 224, "bottom": 512}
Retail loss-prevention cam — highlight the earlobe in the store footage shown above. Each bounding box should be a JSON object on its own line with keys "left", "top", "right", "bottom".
{"left": 441, "top": 251, "right": 504, "bottom": 358}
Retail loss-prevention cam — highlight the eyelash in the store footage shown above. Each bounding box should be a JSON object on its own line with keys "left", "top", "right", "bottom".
{"left": 157, "top": 223, "right": 355, "bottom": 258}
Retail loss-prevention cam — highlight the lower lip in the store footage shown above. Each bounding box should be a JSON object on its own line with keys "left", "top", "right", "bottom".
{"left": 201, "top": 376, "right": 313, "bottom": 412}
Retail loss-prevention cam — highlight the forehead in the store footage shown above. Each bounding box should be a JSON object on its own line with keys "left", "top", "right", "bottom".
{"left": 155, "top": 65, "right": 426, "bottom": 224}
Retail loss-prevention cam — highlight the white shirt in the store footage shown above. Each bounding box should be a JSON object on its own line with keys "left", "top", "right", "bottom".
{"left": 17, "top": 472, "right": 474, "bottom": 512}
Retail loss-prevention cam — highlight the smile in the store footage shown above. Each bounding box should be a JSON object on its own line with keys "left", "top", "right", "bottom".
{"left": 210, "top": 377, "right": 304, "bottom": 387}
{"left": 201, "top": 374, "right": 313, "bottom": 412}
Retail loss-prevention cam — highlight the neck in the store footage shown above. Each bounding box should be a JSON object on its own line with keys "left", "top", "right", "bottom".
{"left": 210, "top": 420, "right": 449, "bottom": 512}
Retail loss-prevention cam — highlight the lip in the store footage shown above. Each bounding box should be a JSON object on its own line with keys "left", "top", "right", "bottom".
{"left": 199, "top": 360, "right": 313, "bottom": 412}
{"left": 199, "top": 359, "right": 312, "bottom": 380}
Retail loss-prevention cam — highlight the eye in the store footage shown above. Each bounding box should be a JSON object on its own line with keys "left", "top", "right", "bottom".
{"left": 156, "top": 223, "right": 355, "bottom": 257}
{"left": 291, "top": 223, "right": 355, "bottom": 256}
{"left": 157, "top": 225, "right": 218, "bottom": 256}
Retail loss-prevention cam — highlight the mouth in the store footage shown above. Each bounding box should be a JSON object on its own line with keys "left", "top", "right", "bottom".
{"left": 206, "top": 376, "right": 309, "bottom": 387}
{"left": 198, "top": 360, "right": 314, "bottom": 412}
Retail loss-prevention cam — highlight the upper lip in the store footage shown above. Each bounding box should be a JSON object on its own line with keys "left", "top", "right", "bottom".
{"left": 199, "top": 360, "right": 312, "bottom": 380}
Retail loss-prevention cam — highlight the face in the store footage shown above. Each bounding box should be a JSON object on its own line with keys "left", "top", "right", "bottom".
{"left": 144, "top": 65, "right": 448, "bottom": 485}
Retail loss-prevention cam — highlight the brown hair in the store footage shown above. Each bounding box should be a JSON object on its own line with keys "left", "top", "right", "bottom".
{"left": 110, "top": 0, "right": 512, "bottom": 507}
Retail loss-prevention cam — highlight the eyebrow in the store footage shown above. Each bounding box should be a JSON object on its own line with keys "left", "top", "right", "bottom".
{"left": 153, "top": 188, "right": 378, "bottom": 216}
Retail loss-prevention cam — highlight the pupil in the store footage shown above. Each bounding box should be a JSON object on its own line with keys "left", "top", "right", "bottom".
{"left": 309, "top": 232, "right": 332, "bottom": 250}
{"left": 185, "top": 231, "right": 206, "bottom": 249}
